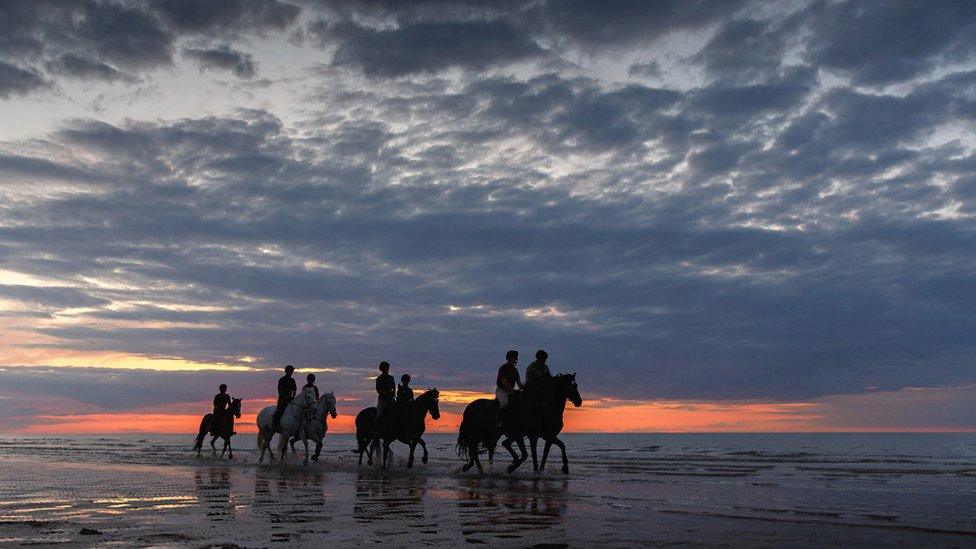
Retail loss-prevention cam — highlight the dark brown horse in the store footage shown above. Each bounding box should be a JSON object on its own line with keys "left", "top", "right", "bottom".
{"left": 355, "top": 389, "right": 440, "bottom": 468}
{"left": 193, "top": 398, "right": 242, "bottom": 459}
{"left": 458, "top": 373, "right": 581, "bottom": 474}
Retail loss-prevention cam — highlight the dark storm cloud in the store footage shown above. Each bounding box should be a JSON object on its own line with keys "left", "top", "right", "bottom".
{"left": 184, "top": 45, "right": 257, "bottom": 78}
{"left": 44, "top": 54, "right": 135, "bottom": 83}
{"left": 693, "top": 18, "right": 787, "bottom": 81}
{"left": 0, "top": 367, "right": 320, "bottom": 411}
{"left": 0, "top": 62, "right": 50, "bottom": 98}
{"left": 318, "top": 19, "right": 543, "bottom": 77}
{"left": 0, "top": 284, "right": 111, "bottom": 309}
{"left": 0, "top": 0, "right": 301, "bottom": 87}
{"left": 151, "top": 0, "right": 301, "bottom": 34}
{"left": 521, "top": 0, "right": 746, "bottom": 48}
{"left": 801, "top": 0, "right": 976, "bottom": 86}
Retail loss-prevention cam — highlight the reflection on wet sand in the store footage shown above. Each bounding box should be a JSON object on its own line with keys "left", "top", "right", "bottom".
{"left": 354, "top": 472, "right": 431, "bottom": 536}
{"left": 254, "top": 468, "right": 334, "bottom": 524}
{"left": 194, "top": 468, "right": 231, "bottom": 521}
{"left": 455, "top": 477, "right": 568, "bottom": 545}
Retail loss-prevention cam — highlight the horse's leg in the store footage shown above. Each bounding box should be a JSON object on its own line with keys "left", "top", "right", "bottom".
{"left": 407, "top": 441, "right": 416, "bottom": 468}
{"left": 418, "top": 438, "right": 429, "bottom": 464}
{"left": 462, "top": 441, "right": 477, "bottom": 473}
{"left": 302, "top": 434, "right": 309, "bottom": 466}
{"left": 290, "top": 435, "right": 298, "bottom": 454}
{"left": 540, "top": 440, "right": 553, "bottom": 471}
{"left": 529, "top": 436, "right": 539, "bottom": 473}
{"left": 472, "top": 443, "right": 484, "bottom": 474}
{"left": 227, "top": 437, "right": 234, "bottom": 460}
{"left": 313, "top": 439, "right": 322, "bottom": 462}
{"left": 553, "top": 437, "right": 569, "bottom": 474}
{"left": 220, "top": 437, "right": 228, "bottom": 458}
{"left": 382, "top": 440, "right": 392, "bottom": 469}
{"left": 277, "top": 433, "right": 287, "bottom": 464}
{"left": 514, "top": 437, "right": 528, "bottom": 472}
{"left": 503, "top": 437, "right": 522, "bottom": 473}
{"left": 210, "top": 434, "right": 218, "bottom": 455}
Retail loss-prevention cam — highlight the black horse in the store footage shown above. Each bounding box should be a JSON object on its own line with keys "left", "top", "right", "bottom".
{"left": 458, "top": 373, "right": 581, "bottom": 474}
{"left": 455, "top": 398, "right": 502, "bottom": 471}
{"left": 355, "top": 389, "right": 440, "bottom": 468}
{"left": 193, "top": 398, "right": 242, "bottom": 459}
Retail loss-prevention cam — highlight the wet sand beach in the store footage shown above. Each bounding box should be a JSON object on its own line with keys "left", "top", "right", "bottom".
{"left": 0, "top": 433, "right": 974, "bottom": 547}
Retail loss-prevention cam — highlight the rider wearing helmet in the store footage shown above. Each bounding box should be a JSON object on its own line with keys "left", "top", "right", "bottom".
{"left": 525, "top": 349, "right": 551, "bottom": 387}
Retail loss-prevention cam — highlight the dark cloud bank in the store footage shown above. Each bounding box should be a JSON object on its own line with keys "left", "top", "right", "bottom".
{"left": 1, "top": 1, "right": 976, "bottom": 415}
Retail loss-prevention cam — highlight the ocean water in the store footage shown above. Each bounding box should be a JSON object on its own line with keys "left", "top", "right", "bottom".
{"left": 0, "top": 433, "right": 973, "bottom": 546}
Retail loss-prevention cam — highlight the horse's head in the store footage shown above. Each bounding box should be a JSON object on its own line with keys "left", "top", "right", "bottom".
{"left": 231, "top": 398, "right": 243, "bottom": 417}
{"left": 321, "top": 391, "right": 337, "bottom": 419}
{"left": 555, "top": 373, "right": 582, "bottom": 408}
{"left": 299, "top": 387, "right": 317, "bottom": 408}
{"left": 421, "top": 387, "right": 440, "bottom": 420}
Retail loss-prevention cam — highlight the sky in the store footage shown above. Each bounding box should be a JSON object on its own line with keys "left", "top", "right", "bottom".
{"left": 1, "top": 0, "right": 975, "bottom": 434}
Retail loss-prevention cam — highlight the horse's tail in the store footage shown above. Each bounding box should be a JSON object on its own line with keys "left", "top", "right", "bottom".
{"left": 256, "top": 428, "right": 267, "bottom": 450}
{"left": 193, "top": 414, "right": 210, "bottom": 450}
{"left": 456, "top": 406, "right": 477, "bottom": 460}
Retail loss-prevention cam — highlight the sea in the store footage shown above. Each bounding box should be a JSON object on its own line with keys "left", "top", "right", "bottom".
{"left": 0, "top": 433, "right": 973, "bottom": 547}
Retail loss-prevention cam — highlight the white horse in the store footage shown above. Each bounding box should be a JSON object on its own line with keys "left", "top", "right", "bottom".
{"left": 289, "top": 391, "right": 337, "bottom": 462}
{"left": 256, "top": 387, "right": 317, "bottom": 465}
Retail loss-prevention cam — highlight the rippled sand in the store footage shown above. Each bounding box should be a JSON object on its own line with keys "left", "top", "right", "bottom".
{"left": 0, "top": 433, "right": 974, "bottom": 547}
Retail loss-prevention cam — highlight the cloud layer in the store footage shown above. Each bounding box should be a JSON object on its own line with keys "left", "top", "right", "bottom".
{"left": 1, "top": 0, "right": 975, "bottom": 430}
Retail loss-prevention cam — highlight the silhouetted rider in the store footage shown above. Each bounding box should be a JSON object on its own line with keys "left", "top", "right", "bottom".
{"left": 375, "top": 361, "right": 395, "bottom": 428}
{"left": 304, "top": 373, "right": 320, "bottom": 401}
{"left": 525, "top": 349, "right": 551, "bottom": 387}
{"left": 213, "top": 384, "right": 230, "bottom": 427}
{"left": 396, "top": 373, "right": 414, "bottom": 405}
{"left": 496, "top": 350, "right": 523, "bottom": 426}
{"left": 272, "top": 365, "right": 297, "bottom": 431}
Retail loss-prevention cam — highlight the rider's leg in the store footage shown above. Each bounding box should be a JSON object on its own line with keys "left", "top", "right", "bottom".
{"left": 271, "top": 398, "right": 287, "bottom": 431}
{"left": 494, "top": 387, "right": 508, "bottom": 427}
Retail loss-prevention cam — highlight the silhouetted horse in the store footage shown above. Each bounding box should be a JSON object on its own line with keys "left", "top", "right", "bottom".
{"left": 193, "top": 398, "right": 242, "bottom": 459}
{"left": 355, "top": 389, "right": 440, "bottom": 469}
{"left": 354, "top": 407, "right": 380, "bottom": 466}
{"left": 458, "top": 373, "right": 581, "bottom": 474}
{"left": 455, "top": 398, "right": 502, "bottom": 470}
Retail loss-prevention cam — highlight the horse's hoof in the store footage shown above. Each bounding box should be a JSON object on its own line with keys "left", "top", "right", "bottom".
{"left": 407, "top": 461, "right": 414, "bottom": 469}
{"left": 421, "top": 456, "right": 428, "bottom": 464}
{"left": 562, "top": 465, "right": 569, "bottom": 475}
{"left": 506, "top": 465, "right": 517, "bottom": 474}
{"left": 228, "top": 455, "right": 233, "bottom": 460}
{"left": 462, "top": 463, "right": 473, "bottom": 472}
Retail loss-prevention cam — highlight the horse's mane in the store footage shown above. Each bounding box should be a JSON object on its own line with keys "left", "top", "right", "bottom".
{"left": 416, "top": 387, "right": 439, "bottom": 401}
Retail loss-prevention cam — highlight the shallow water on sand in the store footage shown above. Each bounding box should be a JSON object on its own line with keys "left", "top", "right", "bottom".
{"left": 0, "top": 433, "right": 973, "bottom": 547}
